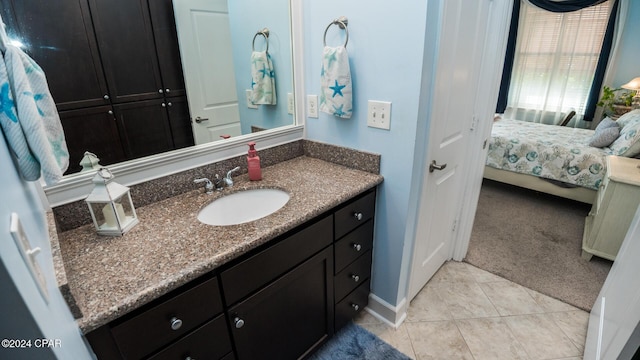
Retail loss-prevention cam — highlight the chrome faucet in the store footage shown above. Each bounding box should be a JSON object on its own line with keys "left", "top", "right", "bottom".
{"left": 194, "top": 177, "right": 214, "bottom": 194}
{"left": 224, "top": 167, "right": 241, "bottom": 187}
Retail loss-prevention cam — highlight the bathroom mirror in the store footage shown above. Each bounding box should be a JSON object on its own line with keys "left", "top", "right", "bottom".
{"left": 0, "top": 0, "right": 295, "bottom": 179}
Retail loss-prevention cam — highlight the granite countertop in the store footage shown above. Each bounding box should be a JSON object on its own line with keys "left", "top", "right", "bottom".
{"left": 57, "top": 156, "right": 383, "bottom": 333}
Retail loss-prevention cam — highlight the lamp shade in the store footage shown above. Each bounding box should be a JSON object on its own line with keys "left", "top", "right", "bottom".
{"left": 621, "top": 77, "right": 640, "bottom": 91}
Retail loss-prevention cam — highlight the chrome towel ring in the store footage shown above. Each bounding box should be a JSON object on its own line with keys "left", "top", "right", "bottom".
{"left": 252, "top": 27, "right": 270, "bottom": 52}
{"left": 323, "top": 16, "right": 349, "bottom": 47}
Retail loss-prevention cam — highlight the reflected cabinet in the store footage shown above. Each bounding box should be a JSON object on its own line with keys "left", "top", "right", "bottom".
{"left": 0, "top": 0, "right": 194, "bottom": 174}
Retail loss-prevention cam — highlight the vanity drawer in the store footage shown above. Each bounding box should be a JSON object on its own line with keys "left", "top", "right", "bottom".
{"left": 334, "top": 220, "right": 374, "bottom": 273}
{"left": 335, "top": 251, "right": 372, "bottom": 302}
{"left": 148, "top": 314, "right": 232, "bottom": 360}
{"left": 111, "top": 277, "right": 222, "bottom": 359}
{"left": 221, "top": 214, "right": 332, "bottom": 305}
{"left": 335, "top": 279, "right": 370, "bottom": 331}
{"left": 335, "top": 190, "right": 376, "bottom": 239}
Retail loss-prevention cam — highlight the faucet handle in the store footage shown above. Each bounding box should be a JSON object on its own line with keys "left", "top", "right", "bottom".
{"left": 194, "top": 178, "right": 214, "bottom": 194}
{"left": 213, "top": 174, "right": 224, "bottom": 191}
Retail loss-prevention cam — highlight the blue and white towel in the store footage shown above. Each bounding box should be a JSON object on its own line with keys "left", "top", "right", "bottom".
{"left": 250, "top": 51, "right": 276, "bottom": 105}
{"left": 320, "top": 46, "right": 352, "bottom": 119}
{"left": 0, "top": 18, "right": 69, "bottom": 185}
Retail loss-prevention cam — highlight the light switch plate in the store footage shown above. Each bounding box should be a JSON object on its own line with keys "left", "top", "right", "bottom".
{"left": 10, "top": 213, "right": 49, "bottom": 302}
{"left": 287, "top": 93, "right": 294, "bottom": 115}
{"left": 307, "top": 95, "right": 319, "bottom": 118}
{"left": 367, "top": 100, "right": 391, "bottom": 130}
{"left": 245, "top": 89, "right": 258, "bottom": 109}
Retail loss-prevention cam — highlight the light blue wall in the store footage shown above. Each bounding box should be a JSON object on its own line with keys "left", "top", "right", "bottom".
{"left": 302, "top": 0, "right": 431, "bottom": 306}
{"left": 0, "top": 136, "right": 92, "bottom": 358}
{"left": 228, "top": 0, "right": 294, "bottom": 134}
{"left": 611, "top": 1, "right": 640, "bottom": 87}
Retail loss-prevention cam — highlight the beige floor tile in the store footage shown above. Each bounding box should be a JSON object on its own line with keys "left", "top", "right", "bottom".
{"left": 455, "top": 317, "right": 529, "bottom": 360}
{"left": 406, "top": 284, "right": 452, "bottom": 322}
{"left": 464, "top": 263, "right": 509, "bottom": 283}
{"left": 504, "top": 314, "right": 581, "bottom": 359}
{"left": 406, "top": 320, "right": 474, "bottom": 360}
{"left": 548, "top": 310, "right": 589, "bottom": 352}
{"left": 360, "top": 322, "right": 416, "bottom": 359}
{"left": 525, "top": 288, "right": 580, "bottom": 313}
{"left": 434, "top": 281, "right": 499, "bottom": 319}
{"left": 479, "top": 281, "right": 544, "bottom": 316}
{"left": 429, "top": 260, "right": 477, "bottom": 284}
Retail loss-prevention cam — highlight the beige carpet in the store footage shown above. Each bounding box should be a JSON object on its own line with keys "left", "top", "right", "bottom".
{"left": 464, "top": 179, "right": 612, "bottom": 311}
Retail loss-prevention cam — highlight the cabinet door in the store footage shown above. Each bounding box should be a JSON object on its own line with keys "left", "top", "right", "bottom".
{"left": 229, "top": 247, "right": 334, "bottom": 360}
{"left": 166, "top": 96, "right": 194, "bottom": 149}
{"left": 113, "top": 100, "right": 174, "bottom": 159}
{"left": 59, "top": 106, "right": 126, "bottom": 175}
{"left": 0, "top": 0, "right": 110, "bottom": 110}
{"left": 89, "top": 0, "right": 164, "bottom": 103}
{"left": 148, "top": 0, "right": 187, "bottom": 98}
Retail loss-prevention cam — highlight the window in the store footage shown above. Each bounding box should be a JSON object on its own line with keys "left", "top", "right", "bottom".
{"left": 505, "top": 1, "right": 614, "bottom": 125}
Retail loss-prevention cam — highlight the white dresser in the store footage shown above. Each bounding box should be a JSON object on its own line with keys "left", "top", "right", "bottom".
{"left": 582, "top": 156, "right": 640, "bottom": 261}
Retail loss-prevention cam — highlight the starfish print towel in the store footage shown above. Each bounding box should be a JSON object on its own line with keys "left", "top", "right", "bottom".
{"left": 0, "top": 18, "right": 69, "bottom": 184}
{"left": 250, "top": 51, "right": 276, "bottom": 105}
{"left": 320, "top": 46, "right": 352, "bottom": 119}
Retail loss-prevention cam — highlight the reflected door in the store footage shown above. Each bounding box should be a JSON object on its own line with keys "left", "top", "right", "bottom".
{"left": 173, "top": 0, "right": 242, "bottom": 144}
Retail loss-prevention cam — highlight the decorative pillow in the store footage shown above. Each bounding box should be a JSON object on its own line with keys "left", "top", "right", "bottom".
{"left": 595, "top": 117, "right": 618, "bottom": 131}
{"left": 589, "top": 126, "right": 620, "bottom": 147}
{"left": 615, "top": 109, "right": 640, "bottom": 128}
{"left": 608, "top": 112, "right": 640, "bottom": 156}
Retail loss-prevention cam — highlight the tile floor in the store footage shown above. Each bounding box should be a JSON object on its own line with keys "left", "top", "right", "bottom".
{"left": 355, "top": 261, "right": 589, "bottom": 360}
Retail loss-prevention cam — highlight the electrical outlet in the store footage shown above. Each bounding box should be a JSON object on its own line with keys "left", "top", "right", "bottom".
{"left": 245, "top": 89, "right": 258, "bottom": 109}
{"left": 367, "top": 100, "right": 391, "bottom": 130}
{"left": 287, "top": 93, "right": 294, "bottom": 114}
{"left": 307, "top": 95, "right": 319, "bottom": 118}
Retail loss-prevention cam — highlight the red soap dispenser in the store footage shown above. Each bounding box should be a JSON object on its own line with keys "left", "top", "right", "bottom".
{"left": 247, "top": 142, "right": 262, "bottom": 181}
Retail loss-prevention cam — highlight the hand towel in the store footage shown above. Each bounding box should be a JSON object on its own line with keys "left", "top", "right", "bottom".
{"left": 0, "top": 18, "right": 69, "bottom": 185}
{"left": 320, "top": 46, "right": 352, "bottom": 119}
{"left": 250, "top": 51, "right": 276, "bottom": 105}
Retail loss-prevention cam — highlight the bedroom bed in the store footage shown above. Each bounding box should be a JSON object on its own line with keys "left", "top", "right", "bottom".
{"left": 484, "top": 109, "right": 640, "bottom": 204}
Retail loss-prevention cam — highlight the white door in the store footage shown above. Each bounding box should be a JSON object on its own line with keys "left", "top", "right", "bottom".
{"left": 408, "top": 0, "right": 493, "bottom": 300}
{"left": 173, "top": 0, "right": 241, "bottom": 145}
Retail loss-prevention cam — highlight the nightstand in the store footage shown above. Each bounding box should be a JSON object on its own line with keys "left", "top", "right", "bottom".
{"left": 582, "top": 156, "right": 640, "bottom": 261}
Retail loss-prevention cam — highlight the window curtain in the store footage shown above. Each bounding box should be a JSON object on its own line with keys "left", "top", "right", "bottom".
{"left": 496, "top": 0, "right": 619, "bottom": 127}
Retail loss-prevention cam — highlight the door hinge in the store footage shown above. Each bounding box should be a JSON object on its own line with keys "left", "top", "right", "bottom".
{"left": 452, "top": 219, "right": 458, "bottom": 232}
{"left": 470, "top": 115, "right": 478, "bottom": 131}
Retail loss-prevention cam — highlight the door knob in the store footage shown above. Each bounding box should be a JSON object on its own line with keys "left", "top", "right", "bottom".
{"left": 170, "top": 317, "right": 183, "bottom": 330}
{"left": 353, "top": 212, "right": 363, "bottom": 221}
{"left": 194, "top": 116, "right": 209, "bottom": 124}
{"left": 429, "top": 160, "right": 447, "bottom": 173}
{"left": 234, "top": 317, "right": 245, "bottom": 329}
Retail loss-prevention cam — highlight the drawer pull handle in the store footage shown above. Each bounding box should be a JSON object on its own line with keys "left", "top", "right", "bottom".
{"left": 351, "top": 274, "right": 360, "bottom": 282}
{"left": 351, "top": 303, "right": 360, "bottom": 311}
{"left": 170, "top": 317, "right": 183, "bottom": 331}
{"left": 234, "top": 317, "right": 245, "bottom": 329}
{"left": 352, "top": 243, "right": 362, "bottom": 252}
{"left": 353, "top": 212, "right": 363, "bottom": 221}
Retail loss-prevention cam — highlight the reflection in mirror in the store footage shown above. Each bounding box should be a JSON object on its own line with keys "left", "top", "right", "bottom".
{"left": 0, "top": 0, "right": 294, "bottom": 176}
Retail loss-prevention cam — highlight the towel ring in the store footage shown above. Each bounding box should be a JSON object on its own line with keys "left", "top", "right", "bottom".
{"left": 252, "top": 28, "right": 269, "bottom": 52}
{"left": 323, "top": 16, "right": 349, "bottom": 47}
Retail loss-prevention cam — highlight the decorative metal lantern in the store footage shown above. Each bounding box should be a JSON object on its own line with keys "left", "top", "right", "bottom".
{"left": 85, "top": 168, "right": 139, "bottom": 236}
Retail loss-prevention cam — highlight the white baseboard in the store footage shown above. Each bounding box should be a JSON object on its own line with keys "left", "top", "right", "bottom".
{"left": 365, "top": 293, "right": 407, "bottom": 329}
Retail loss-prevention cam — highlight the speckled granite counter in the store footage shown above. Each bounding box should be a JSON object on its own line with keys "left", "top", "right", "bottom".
{"left": 57, "top": 156, "right": 383, "bottom": 333}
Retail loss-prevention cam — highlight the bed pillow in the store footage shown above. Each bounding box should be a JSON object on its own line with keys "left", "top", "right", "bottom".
{"left": 589, "top": 123, "right": 620, "bottom": 148}
{"left": 615, "top": 109, "right": 640, "bottom": 128}
{"left": 595, "top": 117, "right": 618, "bottom": 131}
{"left": 608, "top": 111, "right": 640, "bottom": 156}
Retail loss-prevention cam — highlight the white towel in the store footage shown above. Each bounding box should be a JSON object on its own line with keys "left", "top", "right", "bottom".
{"left": 250, "top": 51, "right": 276, "bottom": 105}
{"left": 320, "top": 46, "right": 352, "bottom": 119}
{"left": 0, "top": 18, "right": 69, "bottom": 185}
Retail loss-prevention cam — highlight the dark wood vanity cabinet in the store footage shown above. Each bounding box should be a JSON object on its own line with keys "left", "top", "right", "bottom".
{"left": 0, "top": 0, "right": 193, "bottom": 173}
{"left": 86, "top": 189, "right": 376, "bottom": 360}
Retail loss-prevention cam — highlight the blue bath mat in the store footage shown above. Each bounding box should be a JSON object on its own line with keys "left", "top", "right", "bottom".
{"left": 310, "top": 322, "right": 412, "bottom": 360}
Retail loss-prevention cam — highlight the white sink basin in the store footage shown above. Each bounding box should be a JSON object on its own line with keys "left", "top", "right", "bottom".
{"left": 197, "top": 189, "right": 290, "bottom": 226}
